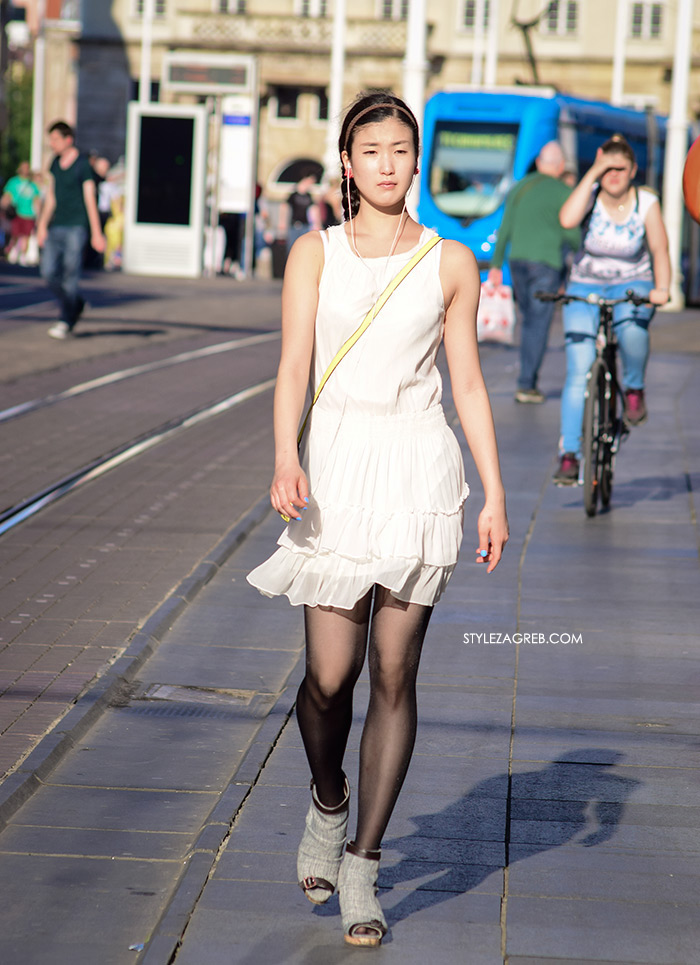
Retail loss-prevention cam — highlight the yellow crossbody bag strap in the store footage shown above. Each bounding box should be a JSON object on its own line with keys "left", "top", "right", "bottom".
{"left": 296, "top": 234, "right": 442, "bottom": 446}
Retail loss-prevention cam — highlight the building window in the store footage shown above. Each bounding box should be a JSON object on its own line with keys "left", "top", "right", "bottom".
{"left": 134, "top": 0, "right": 167, "bottom": 16}
{"left": 380, "top": 0, "right": 408, "bottom": 20}
{"left": 298, "top": 0, "right": 328, "bottom": 16}
{"left": 218, "top": 0, "right": 246, "bottom": 12}
{"left": 274, "top": 86, "right": 301, "bottom": 120}
{"left": 630, "top": 3, "right": 663, "bottom": 39}
{"left": 542, "top": 1, "right": 578, "bottom": 35}
{"left": 463, "top": 1, "right": 490, "bottom": 30}
{"left": 316, "top": 89, "right": 329, "bottom": 121}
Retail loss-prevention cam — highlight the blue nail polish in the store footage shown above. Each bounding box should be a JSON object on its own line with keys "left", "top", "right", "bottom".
{"left": 480, "top": 550, "right": 488, "bottom": 557}
{"left": 304, "top": 496, "right": 309, "bottom": 503}
{"left": 296, "top": 516, "right": 302, "bottom": 521}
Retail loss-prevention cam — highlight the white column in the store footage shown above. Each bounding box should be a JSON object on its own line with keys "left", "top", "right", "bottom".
{"left": 661, "top": 0, "right": 693, "bottom": 309}
{"left": 323, "top": 0, "right": 346, "bottom": 180}
{"left": 403, "top": 0, "right": 428, "bottom": 214}
{"left": 484, "top": 0, "right": 500, "bottom": 87}
{"left": 30, "top": 0, "right": 47, "bottom": 171}
{"left": 139, "top": 0, "right": 155, "bottom": 105}
{"left": 403, "top": 0, "right": 428, "bottom": 129}
{"left": 611, "top": 0, "right": 627, "bottom": 105}
{"left": 470, "top": 0, "right": 486, "bottom": 86}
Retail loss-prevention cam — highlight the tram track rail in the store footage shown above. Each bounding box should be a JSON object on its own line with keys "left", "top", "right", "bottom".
{"left": 0, "top": 376, "right": 276, "bottom": 538}
{"left": 0, "top": 330, "right": 280, "bottom": 424}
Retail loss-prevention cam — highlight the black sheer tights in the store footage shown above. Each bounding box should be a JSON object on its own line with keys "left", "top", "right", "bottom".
{"left": 295, "top": 586, "right": 432, "bottom": 852}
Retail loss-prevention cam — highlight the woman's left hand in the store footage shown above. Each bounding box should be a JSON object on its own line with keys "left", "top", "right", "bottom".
{"left": 475, "top": 503, "right": 509, "bottom": 573}
{"left": 648, "top": 287, "right": 670, "bottom": 306}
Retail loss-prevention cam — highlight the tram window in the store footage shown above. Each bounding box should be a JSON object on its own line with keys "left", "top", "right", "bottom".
{"left": 429, "top": 121, "right": 518, "bottom": 223}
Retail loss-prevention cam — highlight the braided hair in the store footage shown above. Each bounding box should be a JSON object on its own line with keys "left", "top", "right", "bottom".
{"left": 338, "top": 91, "right": 420, "bottom": 221}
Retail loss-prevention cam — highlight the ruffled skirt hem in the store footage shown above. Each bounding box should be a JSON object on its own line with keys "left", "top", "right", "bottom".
{"left": 246, "top": 546, "right": 457, "bottom": 609}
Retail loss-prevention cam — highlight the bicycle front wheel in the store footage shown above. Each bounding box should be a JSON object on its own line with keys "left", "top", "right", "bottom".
{"left": 582, "top": 359, "right": 607, "bottom": 517}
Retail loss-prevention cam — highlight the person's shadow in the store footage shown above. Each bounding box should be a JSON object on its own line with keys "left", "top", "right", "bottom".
{"left": 381, "top": 749, "right": 640, "bottom": 926}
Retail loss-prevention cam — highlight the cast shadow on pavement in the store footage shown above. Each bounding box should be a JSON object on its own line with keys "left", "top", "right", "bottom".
{"left": 561, "top": 472, "right": 695, "bottom": 511}
{"left": 381, "top": 749, "right": 639, "bottom": 926}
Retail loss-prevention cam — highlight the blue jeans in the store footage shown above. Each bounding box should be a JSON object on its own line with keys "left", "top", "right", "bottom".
{"left": 41, "top": 225, "right": 87, "bottom": 330}
{"left": 510, "top": 260, "right": 563, "bottom": 390}
{"left": 560, "top": 279, "right": 654, "bottom": 454}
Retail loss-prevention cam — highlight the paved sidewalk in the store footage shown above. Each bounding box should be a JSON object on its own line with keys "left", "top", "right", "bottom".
{"left": 163, "top": 334, "right": 700, "bottom": 964}
{"left": 0, "top": 286, "right": 699, "bottom": 963}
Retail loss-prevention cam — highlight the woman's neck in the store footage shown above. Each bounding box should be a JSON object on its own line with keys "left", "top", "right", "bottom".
{"left": 600, "top": 186, "right": 634, "bottom": 217}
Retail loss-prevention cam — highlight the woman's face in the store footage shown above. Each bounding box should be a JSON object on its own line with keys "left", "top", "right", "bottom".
{"left": 599, "top": 152, "right": 637, "bottom": 198}
{"left": 343, "top": 117, "right": 417, "bottom": 212}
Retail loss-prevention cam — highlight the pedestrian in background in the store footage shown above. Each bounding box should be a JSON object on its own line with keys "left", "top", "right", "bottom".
{"left": 36, "top": 121, "right": 105, "bottom": 339}
{"left": 488, "top": 141, "right": 580, "bottom": 404}
{"left": 280, "top": 174, "right": 319, "bottom": 254}
{"left": 1, "top": 161, "right": 41, "bottom": 266}
{"left": 248, "top": 90, "right": 508, "bottom": 949}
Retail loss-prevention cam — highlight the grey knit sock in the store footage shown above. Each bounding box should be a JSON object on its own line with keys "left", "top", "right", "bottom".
{"left": 338, "top": 848, "right": 387, "bottom": 944}
{"left": 297, "top": 780, "right": 349, "bottom": 903}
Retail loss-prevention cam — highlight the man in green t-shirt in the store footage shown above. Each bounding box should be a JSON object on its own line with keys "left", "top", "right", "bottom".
{"left": 1, "top": 161, "right": 41, "bottom": 265}
{"left": 36, "top": 121, "right": 105, "bottom": 339}
{"left": 488, "top": 142, "right": 580, "bottom": 403}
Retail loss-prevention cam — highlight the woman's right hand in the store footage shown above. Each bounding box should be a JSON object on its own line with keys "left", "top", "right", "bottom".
{"left": 271, "top": 459, "right": 309, "bottom": 522}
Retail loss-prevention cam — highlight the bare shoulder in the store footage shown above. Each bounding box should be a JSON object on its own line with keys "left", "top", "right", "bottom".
{"left": 285, "top": 229, "right": 325, "bottom": 282}
{"left": 290, "top": 229, "right": 325, "bottom": 258}
{"left": 439, "top": 238, "right": 480, "bottom": 307}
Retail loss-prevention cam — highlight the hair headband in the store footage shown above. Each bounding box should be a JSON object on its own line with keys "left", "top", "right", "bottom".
{"left": 343, "top": 102, "right": 417, "bottom": 151}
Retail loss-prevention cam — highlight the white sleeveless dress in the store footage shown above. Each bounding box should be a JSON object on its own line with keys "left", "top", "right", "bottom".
{"left": 247, "top": 224, "right": 469, "bottom": 609}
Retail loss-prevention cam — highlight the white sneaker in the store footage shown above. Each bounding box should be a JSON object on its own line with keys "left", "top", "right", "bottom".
{"left": 48, "top": 321, "right": 71, "bottom": 339}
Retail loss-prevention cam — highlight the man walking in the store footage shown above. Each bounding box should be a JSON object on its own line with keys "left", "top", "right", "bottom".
{"left": 488, "top": 141, "right": 580, "bottom": 403}
{"left": 36, "top": 121, "right": 105, "bottom": 339}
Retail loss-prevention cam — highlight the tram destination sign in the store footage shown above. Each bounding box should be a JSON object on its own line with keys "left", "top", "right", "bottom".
{"left": 162, "top": 53, "right": 256, "bottom": 95}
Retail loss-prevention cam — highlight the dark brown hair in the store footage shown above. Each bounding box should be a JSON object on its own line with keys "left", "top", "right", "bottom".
{"left": 600, "top": 134, "right": 636, "bottom": 165}
{"left": 48, "top": 121, "right": 74, "bottom": 140}
{"left": 338, "top": 91, "right": 420, "bottom": 220}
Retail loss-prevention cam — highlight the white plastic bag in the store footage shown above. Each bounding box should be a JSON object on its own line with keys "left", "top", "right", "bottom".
{"left": 476, "top": 282, "right": 516, "bottom": 344}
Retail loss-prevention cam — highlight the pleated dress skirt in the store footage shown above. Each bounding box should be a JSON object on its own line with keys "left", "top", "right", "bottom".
{"left": 247, "top": 403, "right": 469, "bottom": 609}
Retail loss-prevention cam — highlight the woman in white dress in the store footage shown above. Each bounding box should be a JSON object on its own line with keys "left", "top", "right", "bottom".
{"left": 247, "top": 91, "right": 508, "bottom": 947}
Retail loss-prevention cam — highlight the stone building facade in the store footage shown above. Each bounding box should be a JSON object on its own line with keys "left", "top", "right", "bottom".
{"left": 32, "top": 0, "right": 700, "bottom": 195}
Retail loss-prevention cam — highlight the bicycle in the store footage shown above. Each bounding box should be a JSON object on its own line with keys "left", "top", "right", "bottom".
{"left": 536, "top": 289, "right": 649, "bottom": 517}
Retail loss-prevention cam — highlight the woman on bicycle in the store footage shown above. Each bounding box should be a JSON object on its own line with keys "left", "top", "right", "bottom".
{"left": 554, "top": 134, "right": 671, "bottom": 484}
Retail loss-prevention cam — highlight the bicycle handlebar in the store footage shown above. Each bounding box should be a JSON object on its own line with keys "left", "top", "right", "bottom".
{"left": 535, "top": 289, "right": 650, "bottom": 308}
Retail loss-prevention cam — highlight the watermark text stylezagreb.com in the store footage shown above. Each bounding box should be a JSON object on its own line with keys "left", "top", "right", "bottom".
{"left": 463, "top": 632, "right": 583, "bottom": 646}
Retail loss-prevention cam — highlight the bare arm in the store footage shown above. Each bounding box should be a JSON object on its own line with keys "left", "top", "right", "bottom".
{"left": 82, "top": 178, "right": 105, "bottom": 253}
{"left": 269, "top": 231, "right": 324, "bottom": 521}
{"left": 559, "top": 148, "right": 618, "bottom": 229}
{"left": 36, "top": 175, "right": 56, "bottom": 246}
{"left": 644, "top": 201, "right": 671, "bottom": 304}
{"left": 440, "top": 240, "right": 509, "bottom": 572}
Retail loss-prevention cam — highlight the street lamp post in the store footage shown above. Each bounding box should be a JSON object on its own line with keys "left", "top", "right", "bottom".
{"left": 484, "top": 0, "right": 500, "bottom": 87}
{"left": 139, "top": 0, "right": 155, "bottom": 105}
{"left": 403, "top": 0, "right": 429, "bottom": 214}
{"left": 662, "top": 0, "right": 693, "bottom": 309}
{"left": 30, "top": 0, "right": 46, "bottom": 171}
{"left": 323, "top": 0, "right": 346, "bottom": 182}
{"left": 471, "top": 0, "right": 486, "bottom": 86}
{"left": 611, "top": 0, "right": 627, "bottom": 105}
